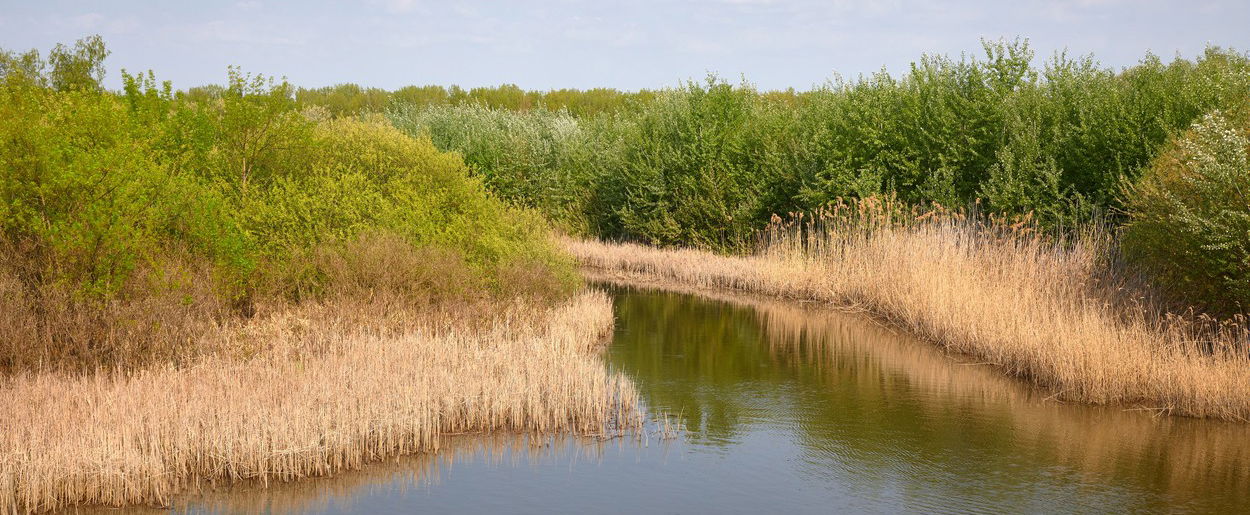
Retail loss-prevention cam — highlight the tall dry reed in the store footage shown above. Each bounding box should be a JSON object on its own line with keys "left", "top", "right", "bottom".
{"left": 0, "top": 291, "right": 638, "bottom": 514}
{"left": 568, "top": 219, "right": 1250, "bottom": 421}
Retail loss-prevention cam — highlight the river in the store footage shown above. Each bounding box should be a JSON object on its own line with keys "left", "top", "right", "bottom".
{"left": 113, "top": 283, "right": 1250, "bottom": 514}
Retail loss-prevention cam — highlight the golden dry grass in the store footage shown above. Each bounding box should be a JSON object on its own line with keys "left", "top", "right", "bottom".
{"left": 568, "top": 220, "right": 1250, "bottom": 422}
{"left": 0, "top": 291, "right": 638, "bottom": 514}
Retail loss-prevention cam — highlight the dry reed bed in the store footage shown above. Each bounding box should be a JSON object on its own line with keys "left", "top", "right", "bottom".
{"left": 0, "top": 291, "right": 639, "bottom": 514}
{"left": 568, "top": 223, "right": 1250, "bottom": 422}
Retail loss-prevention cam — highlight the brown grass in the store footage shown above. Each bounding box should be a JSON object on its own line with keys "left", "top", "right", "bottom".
{"left": 0, "top": 231, "right": 577, "bottom": 374}
{"left": 0, "top": 250, "right": 230, "bottom": 373}
{"left": 0, "top": 290, "right": 639, "bottom": 514}
{"left": 568, "top": 218, "right": 1250, "bottom": 422}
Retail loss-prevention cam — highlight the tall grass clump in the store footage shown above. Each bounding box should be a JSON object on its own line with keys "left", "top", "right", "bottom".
{"left": 1123, "top": 106, "right": 1250, "bottom": 314}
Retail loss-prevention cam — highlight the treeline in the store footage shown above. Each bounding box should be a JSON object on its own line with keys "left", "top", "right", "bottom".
{"left": 0, "top": 36, "right": 574, "bottom": 370}
{"left": 384, "top": 40, "right": 1250, "bottom": 311}
{"left": 294, "top": 82, "right": 658, "bottom": 118}
{"left": 386, "top": 41, "right": 1249, "bottom": 246}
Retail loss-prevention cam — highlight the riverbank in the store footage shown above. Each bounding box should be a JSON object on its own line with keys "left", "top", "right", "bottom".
{"left": 119, "top": 283, "right": 1250, "bottom": 513}
{"left": 567, "top": 223, "right": 1250, "bottom": 422}
{"left": 0, "top": 291, "right": 639, "bottom": 514}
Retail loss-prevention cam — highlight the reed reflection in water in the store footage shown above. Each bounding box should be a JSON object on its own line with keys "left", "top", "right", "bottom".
{"left": 72, "top": 285, "right": 1250, "bottom": 514}
{"left": 607, "top": 284, "right": 1250, "bottom": 513}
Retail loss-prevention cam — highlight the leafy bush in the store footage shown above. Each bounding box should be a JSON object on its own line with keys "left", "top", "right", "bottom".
{"left": 0, "top": 36, "right": 578, "bottom": 370}
{"left": 1122, "top": 108, "right": 1250, "bottom": 313}
{"left": 248, "top": 116, "right": 578, "bottom": 299}
{"left": 0, "top": 61, "right": 236, "bottom": 298}
{"left": 601, "top": 77, "right": 767, "bottom": 249}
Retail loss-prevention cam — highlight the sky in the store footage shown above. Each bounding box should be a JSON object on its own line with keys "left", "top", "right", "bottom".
{"left": 1, "top": 0, "right": 1247, "bottom": 92}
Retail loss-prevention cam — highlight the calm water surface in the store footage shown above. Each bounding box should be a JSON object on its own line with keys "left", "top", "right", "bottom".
{"left": 119, "top": 284, "right": 1250, "bottom": 514}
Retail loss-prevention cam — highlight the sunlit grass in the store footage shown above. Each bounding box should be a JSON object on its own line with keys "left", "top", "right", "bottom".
{"left": 0, "top": 291, "right": 639, "bottom": 513}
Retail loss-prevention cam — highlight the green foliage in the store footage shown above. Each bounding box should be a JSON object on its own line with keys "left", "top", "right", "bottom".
{"left": 295, "top": 83, "right": 391, "bottom": 117}
{"left": 47, "top": 35, "right": 109, "bottom": 92}
{"left": 1, "top": 36, "right": 576, "bottom": 315}
{"left": 250, "top": 118, "right": 554, "bottom": 260}
{"left": 601, "top": 77, "right": 767, "bottom": 248}
{"left": 387, "top": 103, "right": 599, "bottom": 230}
{"left": 298, "top": 81, "right": 655, "bottom": 118}
{"left": 0, "top": 59, "right": 232, "bottom": 297}
{"left": 389, "top": 40, "right": 1250, "bottom": 254}
{"left": 190, "top": 68, "right": 315, "bottom": 196}
{"left": 1122, "top": 108, "right": 1250, "bottom": 313}
{"left": 6, "top": 32, "right": 1250, "bottom": 326}
{"left": 0, "top": 34, "right": 109, "bottom": 92}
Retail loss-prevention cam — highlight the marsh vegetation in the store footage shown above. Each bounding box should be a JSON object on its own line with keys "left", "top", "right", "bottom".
{"left": 3, "top": 34, "right": 1250, "bottom": 512}
{"left": 0, "top": 37, "right": 630, "bottom": 514}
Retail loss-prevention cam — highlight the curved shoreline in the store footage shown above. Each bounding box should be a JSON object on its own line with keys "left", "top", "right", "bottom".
{"left": 0, "top": 292, "right": 639, "bottom": 514}
{"left": 567, "top": 235, "right": 1250, "bottom": 422}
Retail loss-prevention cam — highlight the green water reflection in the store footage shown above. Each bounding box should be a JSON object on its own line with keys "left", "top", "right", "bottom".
{"left": 605, "top": 284, "right": 1250, "bottom": 513}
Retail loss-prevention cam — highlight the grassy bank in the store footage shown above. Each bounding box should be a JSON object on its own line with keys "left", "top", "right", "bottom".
{"left": 568, "top": 219, "right": 1250, "bottom": 421}
{"left": 0, "top": 36, "right": 641, "bottom": 514}
{"left": 0, "top": 290, "right": 638, "bottom": 513}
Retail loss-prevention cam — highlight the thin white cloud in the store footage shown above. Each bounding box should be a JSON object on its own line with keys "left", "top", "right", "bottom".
{"left": 185, "top": 20, "right": 303, "bottom": 46}
{"left": 50, "top": 12, "right": 140, "bottom": 35}
{"left": 66, "top": 13, "right": 105, "bottom": 30}
{"left": 379, "top": 0, "right": 422, "bottom": 14}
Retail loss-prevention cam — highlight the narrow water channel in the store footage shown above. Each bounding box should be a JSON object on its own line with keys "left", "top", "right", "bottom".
{"left": 131, "top": 284, "right": 1250, "bottom": 513}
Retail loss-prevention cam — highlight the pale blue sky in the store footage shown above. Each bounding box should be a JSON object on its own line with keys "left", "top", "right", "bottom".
{"left": 1, "top": 0, "right": 1247, "bottom": 91}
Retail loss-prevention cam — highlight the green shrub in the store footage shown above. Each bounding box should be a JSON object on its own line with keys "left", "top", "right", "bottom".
{"left": 0, "top": 37, "right": 581, "bottom": 370}
{"left": 601, "top": 77, "right": 766, "bottom": 250}
{"left": 0, "top": 67, "right": 238, "bottom": 297}
{"left": 1122, "top": 108, "right": 1250, "bottom": 313}
{"left": 246, "top": 115, "right": 578, "bottom": 299}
